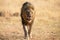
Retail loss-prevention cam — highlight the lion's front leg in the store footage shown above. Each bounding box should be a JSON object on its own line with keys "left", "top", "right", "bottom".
{"left": 23, "top": 25, "right": 28, "bottom": 39}
{"left": 28, "top": 24, "right": 32, "bottom": 39}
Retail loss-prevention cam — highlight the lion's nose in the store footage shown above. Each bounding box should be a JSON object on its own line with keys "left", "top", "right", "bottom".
{"left": 27, "top": 15, "right": 31, "bottom": 18}
{"left": 27, "top": 11, "right": 30, "bottom": 13}
{"left": 28, "top": 15, "right": 31, "bottom": 17}
{"left": 27, "top": 11, "right": 31, "bottom": 17}
{"left": 27, "top": 14, "right": 31, "bottom": 17}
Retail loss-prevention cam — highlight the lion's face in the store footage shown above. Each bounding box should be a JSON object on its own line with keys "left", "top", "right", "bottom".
{"left": 24, "top": 8, "right": 34, "bottom": 21}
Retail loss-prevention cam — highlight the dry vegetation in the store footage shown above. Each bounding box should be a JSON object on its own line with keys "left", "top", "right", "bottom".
{"left": 0, "top": 0, "right": 60, "bottom": 40}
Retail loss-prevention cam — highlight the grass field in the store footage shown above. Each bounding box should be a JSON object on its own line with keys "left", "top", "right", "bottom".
{"left": 0, "top": 0, "right": 60, "bottom": 40}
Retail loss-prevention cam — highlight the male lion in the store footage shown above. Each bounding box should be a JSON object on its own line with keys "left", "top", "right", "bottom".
{"left": 21, "top": 2, "right": 35, "bottom": 39}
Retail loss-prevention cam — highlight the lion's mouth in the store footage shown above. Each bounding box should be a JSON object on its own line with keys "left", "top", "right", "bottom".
{"left": 26, "top": 18, "right": 31, "bottom": 21}
{"left": 26, "top": 18, "right": 32, "bottom": 23}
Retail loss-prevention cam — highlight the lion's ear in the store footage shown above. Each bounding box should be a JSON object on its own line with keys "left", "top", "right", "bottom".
{"left": 32, "top": 7, "right": 34, "bottom": 10}
{"left": 31, "top": 6, "right": 34, "bottom": 10}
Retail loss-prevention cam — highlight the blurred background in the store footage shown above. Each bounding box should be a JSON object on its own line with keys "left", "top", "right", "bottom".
{"left": 0, "top": 0, "right": 60, "bottom": 40}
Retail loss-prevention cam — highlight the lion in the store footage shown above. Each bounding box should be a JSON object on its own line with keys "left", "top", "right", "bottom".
{"left": 20, "top": 2, "right": 35, "bottom": 39}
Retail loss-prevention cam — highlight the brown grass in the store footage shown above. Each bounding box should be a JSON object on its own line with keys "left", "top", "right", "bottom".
{"left": 0, "top": 0, "right": 60, "bottom": 40}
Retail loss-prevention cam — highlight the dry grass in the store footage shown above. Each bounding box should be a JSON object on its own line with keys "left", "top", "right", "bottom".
{"left": 0, "top": 0, "right": 60, "bottom": 40}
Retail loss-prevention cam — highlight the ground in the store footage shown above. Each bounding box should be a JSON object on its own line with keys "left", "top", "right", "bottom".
{"left": 0, "top": 0, "right": 60, "bottom": 40}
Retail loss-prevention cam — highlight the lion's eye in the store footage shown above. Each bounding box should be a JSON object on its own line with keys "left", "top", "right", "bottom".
{"left": 25, "top": 8, "right": 27, "bottom": 10}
